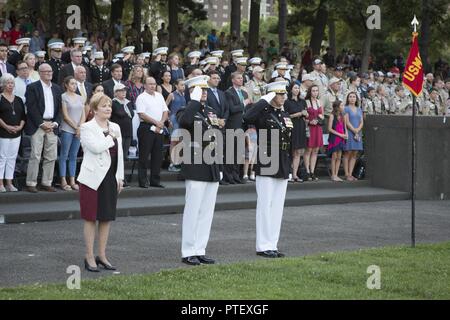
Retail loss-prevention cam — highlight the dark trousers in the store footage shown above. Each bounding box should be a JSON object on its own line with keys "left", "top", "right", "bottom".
{"left": 138, "top": 123, "right": 163, "bottom": 186}
{"left": 122, "top": 137, "right": 131, "bottom": 161}
{"left": 223, "top": 132, "right": 242, "bottom": 182}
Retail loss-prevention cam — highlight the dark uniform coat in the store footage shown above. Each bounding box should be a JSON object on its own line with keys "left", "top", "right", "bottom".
{"left": 243, "top": 99, "right": 293, "bottom": 179}
{"left": 177, "top": 100, "right": 223, "bottom": 182}
{"left": 90, "top": 64, "right": 111, "bottom": 84}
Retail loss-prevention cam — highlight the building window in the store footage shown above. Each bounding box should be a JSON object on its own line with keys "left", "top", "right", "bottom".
{"left": 204, "top": 4, "right": 208, "bottom": 9}
{"left": 223, "top": 5, "right": 228, "bottom": 9}
{"left": 213, "top": 4, "right": 217, "bottom": 9}
{"left": 223, "top": 13, "right": 228, "bottom": 18}
{"left": 214, "top": 13, "right": 217, "bottom": 18}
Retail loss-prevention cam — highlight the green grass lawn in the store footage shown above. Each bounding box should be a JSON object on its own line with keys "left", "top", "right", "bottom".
{"left": 1, "top": 242, "right": 449, "bottom": 300}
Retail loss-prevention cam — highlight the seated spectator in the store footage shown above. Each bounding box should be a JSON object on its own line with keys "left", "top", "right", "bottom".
{"left": 59, "top": 76, "right": 85, "bottom": 191}
{"left": 0, "top": 73, "right": 26, "bottom": 192}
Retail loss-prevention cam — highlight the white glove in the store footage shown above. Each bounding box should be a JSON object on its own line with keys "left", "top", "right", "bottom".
{"left": 190, "top": 86, "right": 202, "bottom": 102}
{"left": 261, "top": 92, "right": 276, "bottom": 103}
{"left": 220, "top": 172, "right": 223, "bottom": 180}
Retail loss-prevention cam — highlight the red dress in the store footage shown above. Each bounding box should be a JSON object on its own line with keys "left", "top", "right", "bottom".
{"left": 306, "top": 102, "right": 324, "bottom": 148}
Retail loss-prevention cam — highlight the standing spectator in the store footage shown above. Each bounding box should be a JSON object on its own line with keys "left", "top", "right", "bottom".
{"left": 303, "top": 85, "right": 324, "bottom": 181}
{"left": 141, "top": 24, "right": 153, "bottom": 53}
{"left": 224, "top": 72, "right": 251, "bottom": 184}
{"left": 125, "top": 65, "right": 145, "bottom": 107}
{"left": 343, "top": 92, "right": 363, "bottom": 181}
{"left": 266, "top": 40, "right": 278, "bottom": 61}
{"left": 102, "top": 63, "right": 124, "bottom": 99}
{"left": 0, "top": 19, "right": 9, "bottom": 43}
{"left": 47, "top": 41, "right": 65, "bottom": 83}
{"left": 13, "top": 60, "right": 32, "bottom": 103}
{"left": 0, "top": 42, "right": 16, "bottom": 77}
{"left": 245, "top": 66, "right": 266, "bottom": 102}
{"left": 24, "top": 63, "right": 62, "bottom": 193}
{"left": 207, "top": 29, "right": 218, "bottom": 52}
{"left": 24, "top": 53, "right": 39, "bottom": 82}
{"left": 29, "top": 30, "right": 44, "bottom": 53}
{"left": 8, "top": 37, "right": 30, "bottom": 68}
{"left": 0, "top": 73, "right": 26, "bottom": 192}
{"left": 310, "top": 59, "right": 328, "bottom": 97}
{"left": 111, "top": 83, "right": 134, "bottom": 177}
{"left": 327, "top": 100, "right": 347, "bottom": 182}
{"left": 59, "top": 76, "right": 85, "bottom": 191}
{"left": 285, "top": 82, "right": 308, "bottom": 182}
{"left": 74, "top": 65, "right": 93, "bottom": 102}
{"left": 89, "top": 51, "right": 110, "bottom": 85}
{"left": 218, "top": 32, "right": 228, "bottom": 50}
{"left": 157, "top": 23, "right": 169, "bottom": 47}
{"left": 58, "top": 48, "right": 92, "bottom": 86}
{"left": 78, "top": 92, "right": 124, "bottom": 272}
{"left": 323, "top": 47, "right": 335, "bottom": 68}
{"left": 168, "top": 53, "right": 185, "bottom": 83}
{"left": 8, "top": 23, "right": 22, "bottom": 47}
{"left": 113, "top": 20, "right": 123, "bottom": 46}
{"left": 136, "top": 76, "right": 168, "bottom": 188}
{"left": 199, "top": 40, "right": 209, "bottom": 59}
{"left": 157, "top": 70, "right": 174, "bottom": 101}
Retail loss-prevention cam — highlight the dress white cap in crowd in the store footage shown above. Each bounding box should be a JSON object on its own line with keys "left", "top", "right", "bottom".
{"left": 188, "top": 51, "right": 201, "bottom": 59}
{"left": 235, "top": 57, "right": 248, "bottom": 65}
{"left": 265, "top": 80, "right": 289, "bottom": 93}
{"left": 94, "top": 51, "right": 104, "bottom": 59}
{"left": 8, "top": 45, "right": 18, "bottom": 52}
{"left": 72, "top": 37, "right": 87, "bottom": 44}
{"left": 142, "top": 52, "right": 151, "bottom": 58}
{"left": 48, "top": 42, "right": 64, "bottom": 50}
{"left": 205, "top": 56, "right": 219, "bottom": 65}
{"left": 185, "top": 75, "right": 210, "bottom": 89}
{"left": 275, "top": 62, "right": 289, "bottom": 70}
{"left": 302, "top": 74, "right": 316, "bottom": 82}
{"left": 121, "top": 46, "right": 135, "bottom": 54}
{"left": 154, "top": 47, "right": 168, "bottom": 55}
{"left": 248, "top": 57, "right": 262, "bottom": 65}
{"left": 16, "top": 38, "right": 31, "bottom": 45}
{"left": 313, "top": 58, "right": 323, "bottom": 65}
{"left": 211, "top": 50, "right": 224, "bottom": 57}
{"left": 114, "top": 83, "right": 127, "bottom": 92}
{"left": 231, "top": 49, "right": 244, "bottom": 57}
{"left": 35, "top": 51, "right": 46, "bottom": 58}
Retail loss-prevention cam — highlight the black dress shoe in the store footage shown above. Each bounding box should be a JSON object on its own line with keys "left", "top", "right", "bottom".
{"left": 256, "top": 250, "right": 278, "bottom": 258}
{"left": 271, "top": 250, "right": 286, "bottom": 258}
{"left": 197, "top": 255, "right": 215, "bottom": 264}
{"left": 150, "top": 184, "right": 165, "bottom": 188}
{"left": 95, "top": 256, "right": 117, "bottom": 270}
{"left": 219, "top": 180, "right": 229, "bottom": 185}
{"left": 84, "top": 259, "right": 100, "bottom": 272}
{"left": 182, "top": 256, "right": 201, "bottom": 265}
{"left": 139, "top": 184, "right": 149, "bottom": 188}
{"left": 227, "top": 179, "right": 236, "bottom": 184}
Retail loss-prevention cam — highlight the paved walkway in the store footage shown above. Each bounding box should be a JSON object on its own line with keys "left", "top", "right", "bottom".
{"left": 0, "top": 200, "right": 449, "bottom": 287}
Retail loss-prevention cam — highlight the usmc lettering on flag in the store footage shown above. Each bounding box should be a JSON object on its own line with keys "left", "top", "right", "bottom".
{"left": 402, "top": 33, "right": 424, "bottom": 97}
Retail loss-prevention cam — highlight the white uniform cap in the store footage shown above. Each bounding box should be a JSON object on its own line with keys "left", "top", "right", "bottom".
{"left": 16, "top": 38, "right": 31, "bottom": 45}
{"left": 328, "top": 77, "right": 342, "bottom": 86}
{"left": 377, "top": 71, "right": 385, "bottom": 77}
{"left": 211, "top": 50, "right": 224, "bottom": 58}
{"left": 313, "top": 58, "right": 323, "bottom": 65}
{"left": 265, "top": 80, "right": 289, "bottom": 93}
{"left": 35, "top": 51, "right": 46, "bottom": 58}
{"left": 142, "top": 52, "right": 151, "bottom": 58}
{"left": 275, "top": 62, "right": 289, "bottom": 70}
{"left": 387, "top": 72, "right": 394, "bottom": 78}
{"left": 48, "top": 42, "right": 64, "bottom": 50}
{"left": 8, "top": 45, "right": 18, "bottom": 52}
{"left": 248, "top": 57, "right": 262, "bottom": 65}
{"left": 205, "top": 57, "right": 219, "bottom": 65}
{"left": 188, "top": 51, "right": 201, "bottom": 59}
{"left": 121, "top": 46, "right": 135, "bottom": 54}
{"left": 231, "top": 49, "right": 244, "bottom": 57}
{"left": 154, "top": 47, "right": 168, "bottom": 55}
{"left": 72, "top": 37, "right": 87, "bottom": 45}
{"left": 302, "top": 74, "right": 316, "bottom": 82}
{"left": 114, "top": 53, "right": 124, "bottom": 59}
{"left": 83, "top": 46, "right": 92, "bottom": 51}
{"left": 199, "top": 59, "right": 207, "bottom": 66}
{"left": 235, "top": 57, "right": 248, "bottom": 65}
{"left": 185, "top": 75, "right": 210, "bottom": 89}
{"left": 287, "top": 64, "right": 294, "bottom": 70}
{"left": 94, "top": 51, "right": 104, "bottom": 59}
{"left": 253, "top": 66, "right": 265, "bottom": 73}
{"left": 114, "top": 83, "right": 127, "bottom": 92}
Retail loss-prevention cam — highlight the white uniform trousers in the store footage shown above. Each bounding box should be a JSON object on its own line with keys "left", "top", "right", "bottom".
{"left": 255, "top": 176, "right": 288, "bottom": 252}
{"left": 181, "top": 180, "right": 219, "bottom": 258}
{"left": 0, "top": 137, "right": 21, "bottom": 179}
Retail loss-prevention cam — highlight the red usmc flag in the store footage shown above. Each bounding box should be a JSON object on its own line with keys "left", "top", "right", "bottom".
{"left": 402, "top": 33, "right": 424, "bottom": 97}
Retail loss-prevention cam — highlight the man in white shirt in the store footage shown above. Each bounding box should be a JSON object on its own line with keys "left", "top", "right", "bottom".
{"left": 136, "top": 76, "right": 169, "bottom": 188}
{"left": 14, "top": 60, "right": 33, "bottom": 103}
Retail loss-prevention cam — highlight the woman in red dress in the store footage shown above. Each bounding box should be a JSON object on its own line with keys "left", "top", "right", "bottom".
{"left": 304, "top": 85, "right": 324, "bottom": 181}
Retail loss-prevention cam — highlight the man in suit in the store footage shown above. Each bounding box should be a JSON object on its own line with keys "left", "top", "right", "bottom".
{"left": 224, "top": 72, "right": 251, "bottom": 184}
{"left": 206, "top": 70, "right": 229, "bottom": 185}
{"left": 57, "top": 48, "right": 91, "bottom": 86}
{"left": 47, "top": 42, "right": 65, "bottom": 83}
{"left": 61, "top": 37, "right": 86, "bottom": 64}
{"left": 102, "top": 64, "right": 125, "bottom": 99}
{"left": 74, "top": 65, "right": 93, "bottom": 102}
{"left": 0, "top": 42, "right": 16, "bottom": 77}
{"left": 24, "top": 63, "right": 63, "bottom": 193}
{"left": 89, "top": 51, "right": 110, "bottom": 85}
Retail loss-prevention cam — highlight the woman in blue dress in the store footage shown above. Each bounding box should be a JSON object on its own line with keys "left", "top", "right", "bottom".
{"left": 343, "top": 92, "right": 363, "bottom": 181}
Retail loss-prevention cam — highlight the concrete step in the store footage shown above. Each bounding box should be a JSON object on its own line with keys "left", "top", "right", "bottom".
{"left": 0, "top": 185, "right": 409, "bottom": 224}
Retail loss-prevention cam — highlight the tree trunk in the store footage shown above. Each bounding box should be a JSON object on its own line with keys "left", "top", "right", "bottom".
{"left": 133, "top": 0, "right": 143, "bottom": 53}
{"left": 361, "top": 27, "right": 373, "bottom": 73}
{"left": 248, "top": 0, "right": 261, "bottom": 57}
{"left": 168, "top": 0, "right": 179, "bottom": 51}
{"left": 278, "top": 0, "right": 287, "bottom": 51}
{"left": 49, "top": 0, "right": 56, "bottom": 34}
{"left": 110, "top": 0, "right": 125, "bottom": 35}
{"left": 419, "top": 0, "right": 431, "bottom": 73}
{"left": 328, "top": 17, "right": 336, "bottom": 60}
{"left": 79, "top": 0, "right": 93, "bottom": 26}
{"left": 309, "top": 0, "right": 328, "bottom": 56}
{"left": 29, "top": 0, "right": 41, "bottom": 13}
{"left": 230, "top": 0, "right": 241, "bottom": 40}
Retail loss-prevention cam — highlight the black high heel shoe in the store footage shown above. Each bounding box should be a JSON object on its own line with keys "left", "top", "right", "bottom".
{"left": 95, "top": 256, "right": 117, "bottom": 271}
{"left": 84, "top": 259, "right": 100, "bottom": 272}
